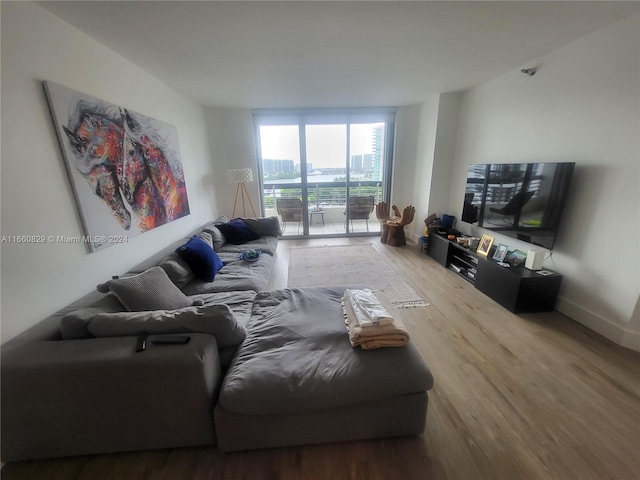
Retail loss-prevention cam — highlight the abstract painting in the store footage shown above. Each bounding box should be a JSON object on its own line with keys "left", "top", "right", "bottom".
{"left": 44, "top": 82, "right": 190, "bottom": 252}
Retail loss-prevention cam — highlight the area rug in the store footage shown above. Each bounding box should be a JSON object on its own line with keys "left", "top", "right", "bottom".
{"left": 287, "top": 244, "right": 429, "bottom": 308}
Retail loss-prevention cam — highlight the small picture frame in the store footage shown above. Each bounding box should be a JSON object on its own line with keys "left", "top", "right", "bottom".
{"left": 477, "top": 234, "right": 494, "bottom": 257}
{"left": 493, "top": 243, "right": 509, "bottom": 263}
{"left": 505, "top": 249, "right": 527, "bottom": 267}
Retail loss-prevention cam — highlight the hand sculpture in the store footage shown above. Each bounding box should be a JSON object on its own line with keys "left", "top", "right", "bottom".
{"left": 376, "top": 203, "right": 415, "bottom": 246}
{"left": 387, "top": 205, "right": 415, "bottom": 227}
{"left": 376, "top": 202, "right": 395, "bottom": 223}
{"left": 376, "top": 202, "right": 395, "bottom": 243}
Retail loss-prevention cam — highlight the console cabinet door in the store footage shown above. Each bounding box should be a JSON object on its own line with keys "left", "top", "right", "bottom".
{"left": 427, "top": 233, "right": 449, "bottom": 267}
{"left": 475, "top": 260, "right": 562, "bottom": 313}
{"left": 475, "top": 259, "right": 520, "bottom": 312}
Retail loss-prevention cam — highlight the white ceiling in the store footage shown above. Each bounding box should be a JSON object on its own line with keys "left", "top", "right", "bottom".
{"left": 40, "top": 1, "right": 639, "bottom": 109}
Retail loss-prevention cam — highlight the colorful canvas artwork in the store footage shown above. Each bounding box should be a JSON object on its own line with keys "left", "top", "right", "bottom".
{"left": 44, "top": 82, "right": 190, "bottom": 251}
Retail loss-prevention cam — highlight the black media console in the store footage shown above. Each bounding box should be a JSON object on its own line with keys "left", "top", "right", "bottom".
{"left": 427, "top": 233, "right": 562, "bottom": 313}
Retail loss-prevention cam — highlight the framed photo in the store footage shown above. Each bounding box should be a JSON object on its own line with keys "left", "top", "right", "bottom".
{"left": 505, "top": 249, "right": 527, "bottom": 267}
{"left": 477, "top": 234, "right": 494, "bottom": 257}
{"left": 493, "top": 243, "right": 509, "bottom": 262}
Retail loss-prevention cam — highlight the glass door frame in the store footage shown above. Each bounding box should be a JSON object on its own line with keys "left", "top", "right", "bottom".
{"left": 254, "top": 108, "right": 396, "bottom": 237}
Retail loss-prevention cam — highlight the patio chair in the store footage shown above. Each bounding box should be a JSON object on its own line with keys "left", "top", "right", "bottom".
{"left": 488, "top": 190, "right": 535, "bottom": 225}
{"left": 276, "top": 197, "right": 303, "bottom": 234}
{"left": 344, "top": 196, "right": 375, "bottom": 232}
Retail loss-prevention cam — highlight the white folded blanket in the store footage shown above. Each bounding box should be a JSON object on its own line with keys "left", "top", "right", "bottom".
{"left": 342, "top": 292, "right": 410, "bottom": 350}
{"left": 344, "top": 288, "right": 393, "bottom": 327}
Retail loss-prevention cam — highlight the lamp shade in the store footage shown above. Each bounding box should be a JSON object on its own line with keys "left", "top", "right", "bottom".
{"left": 227, "top": 168, "right": 253, "bottom": 184}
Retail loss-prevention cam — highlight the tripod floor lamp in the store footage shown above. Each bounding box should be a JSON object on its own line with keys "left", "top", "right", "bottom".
{"left": 227, "top": 168, "right": 258, "bottom": 218}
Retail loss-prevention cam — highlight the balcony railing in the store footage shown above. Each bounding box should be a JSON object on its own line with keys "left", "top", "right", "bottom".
{"left": 263, "top": 181, "right": 383, "bottom": 235}
{"left": 263, "top": 181, "right": 382, "bottom": 210}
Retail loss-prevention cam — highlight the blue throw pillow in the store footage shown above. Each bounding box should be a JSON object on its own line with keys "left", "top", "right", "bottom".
{"left": 216, "top": 218, "right": 260, "bottom": 244}
{"left": 176, "top": 236, "right": 223, "bottom": 282}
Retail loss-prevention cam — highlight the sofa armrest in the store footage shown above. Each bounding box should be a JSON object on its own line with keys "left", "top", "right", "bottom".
{"left": 1, "top": 333, "right": 221, "bottom": 462}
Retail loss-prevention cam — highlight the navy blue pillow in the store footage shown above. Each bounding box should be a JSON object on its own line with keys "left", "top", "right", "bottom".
{"left": 216, "top": 218, "right": 260, "bottom": 244}
{"left": 176, "top": 236, "right": 223, "bottom": 282}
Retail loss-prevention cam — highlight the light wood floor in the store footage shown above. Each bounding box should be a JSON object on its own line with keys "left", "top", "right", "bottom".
{"left": 3, "top": 238, "right": 639, "bottom": 480}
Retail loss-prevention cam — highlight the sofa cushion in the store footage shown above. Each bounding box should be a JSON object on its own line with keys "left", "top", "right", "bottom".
{"left": 242, "top": 217, "right": 282, "bottom": 237}
{"left": 219, "top": 286, "right": 434, "bottom": 416}
{"left": 158, "top": 252, "right": 195, "bottom": 289}
{"left": 87, "top": 304, "right": 246, "bottom": 348}
{"left": 215, "top": 236, "right": 278, "bottom": 257}
{"left": 176, "top": 236, "right": 223, "bottom": 282}
{"left": 103, "top": 267, "right": 193, "bottom": 311}
{"left": 60, "top": 295, "right": 126, "bottom": 339}
{"left": 191, "top": 291, "right": 257, "bottom": 328}
{"left": 183, "top": 252, "right": 274, "bottom": 295}
{"left": 216, "top": 219, "right": 260, "bottom": 245}
{"left": 195, "top": 230, "right": 214, "bottom": 249}
{"left": 201, "top": 224, "right": 226, "bottom": 251}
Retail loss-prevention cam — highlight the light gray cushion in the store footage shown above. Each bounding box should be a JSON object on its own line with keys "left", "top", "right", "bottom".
{"left": 191, "top": 291, "right": 257, "bottom": 327}
{"left": 105, "top": 267, "right": 193, "bottom": 311}
{"left": 196, "top": 231, "right": 214, "bottom": 249}
{"left": 87, "top": 304, "right": 246, "bottom": 348}
{"left": 202, "top": 224, "right": 226, "bottom": 251}
{"left": 60, "top": 295, "right": 126, "bottom": 339}
{"left": 158, "top": 252, "right": 195, "bottom": 289}
{"left": 61, "top": 309, "right": 103, "bottom": 340}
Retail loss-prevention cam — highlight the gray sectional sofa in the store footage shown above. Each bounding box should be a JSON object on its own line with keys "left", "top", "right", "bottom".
{"left": 1, "top": 217, "right": 433, "bottom": 463}
{"left": 215, "top": 285, "right": 433, "bottom": 452}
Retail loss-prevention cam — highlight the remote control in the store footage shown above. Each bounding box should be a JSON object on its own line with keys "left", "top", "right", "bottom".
{"left": 135, "top": 333, "right": 147, "bottom": 352}
{"left": 151, "top": 335, "right": 191, "bottom": 345}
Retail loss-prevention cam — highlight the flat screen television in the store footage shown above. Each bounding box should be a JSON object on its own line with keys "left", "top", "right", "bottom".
{"left": 461, "top": 162, "right": 575, "bottom": 250}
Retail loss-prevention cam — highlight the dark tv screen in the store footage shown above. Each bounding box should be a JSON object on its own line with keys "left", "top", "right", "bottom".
{"left": 461, "top": 162, "right": 575, "bottom": 250}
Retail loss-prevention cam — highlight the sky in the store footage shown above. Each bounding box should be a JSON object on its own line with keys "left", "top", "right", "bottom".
{"left": 259, "top": 123, "right": 383, "bottom": 169}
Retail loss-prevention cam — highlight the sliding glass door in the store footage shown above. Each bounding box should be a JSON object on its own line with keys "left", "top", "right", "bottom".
{"left": 258, "top": 124, "right": 302, "bottom": 234}
{"left": 255, "top": 110, "right": 394, "bottom": 237}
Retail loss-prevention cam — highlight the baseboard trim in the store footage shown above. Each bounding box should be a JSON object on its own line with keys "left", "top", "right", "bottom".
{"left": 556, "top": 297, "right": 640, "bottom": 352}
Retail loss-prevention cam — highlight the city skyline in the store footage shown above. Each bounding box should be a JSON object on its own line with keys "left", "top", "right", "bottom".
{"left": 259, "top": 123, "right": 385, "bottom": 170}
{"left": 263, "top": 153, "right": 375, "bottom": 174}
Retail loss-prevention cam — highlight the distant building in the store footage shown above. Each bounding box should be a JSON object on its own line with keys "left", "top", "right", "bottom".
{"left": 371, "top": 126, "right": 383, "bottom": 180}
{"left": 263, "top": 158, "right": 294, "bottom": 174}
{"left": 363, "top": 153, "right": 373, "bottom": 171}
{"left": 351, "top": 154, "right": 363, "bottom": 171}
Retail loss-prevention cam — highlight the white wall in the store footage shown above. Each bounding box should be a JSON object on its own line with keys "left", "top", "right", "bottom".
{"left": 447, "top": 14, "right": 640, "bottom": 349}
{"left": 429, "top": 93, "right": 462, "bottom": 223}
{"left": 393, "top": 93, "right": 462, "bottom": 241}
{"left": 1, "top": 2, "right": 218, "bottom": 342}
{"left": 393, "top": 99, "right": 438, "bottom": 239}
{"left": 202, "top": 107, "right": 261, "bottom": 218}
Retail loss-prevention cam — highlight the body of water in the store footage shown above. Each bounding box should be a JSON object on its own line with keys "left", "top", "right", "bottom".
{"left": 264, "top": 174, "right": 375, "bottom": 184}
